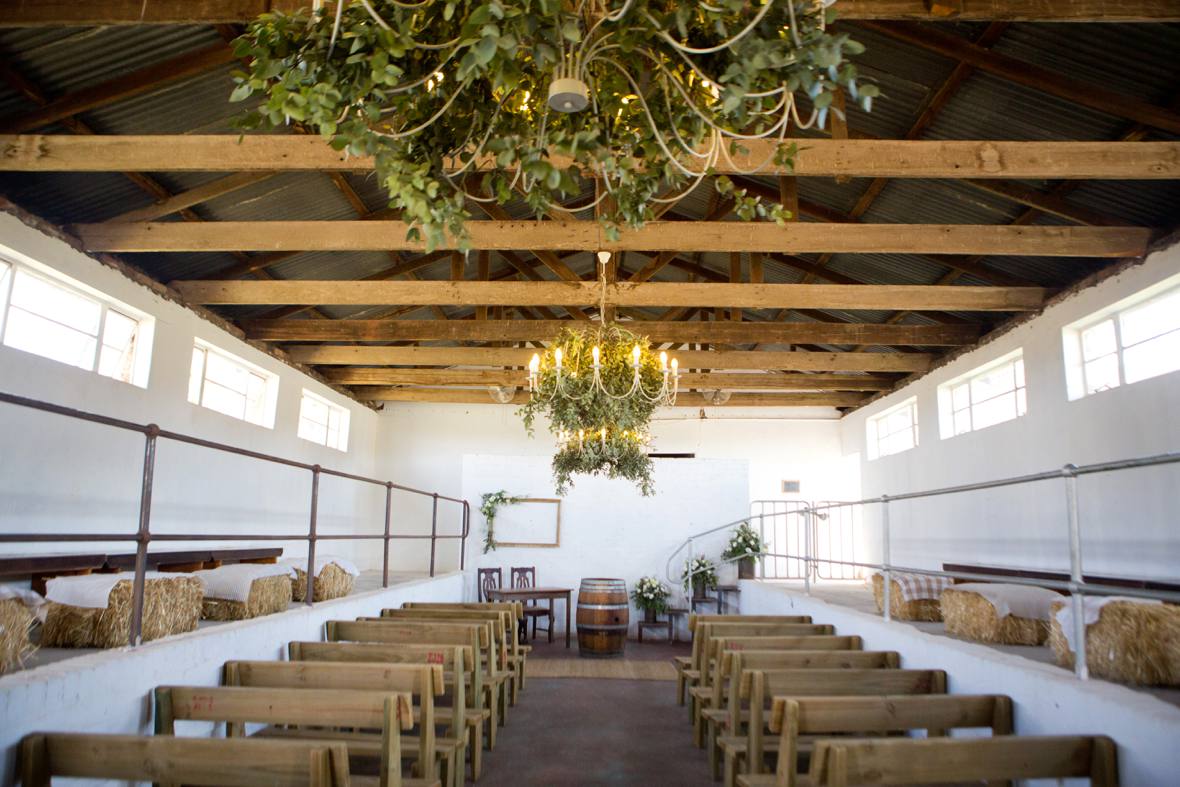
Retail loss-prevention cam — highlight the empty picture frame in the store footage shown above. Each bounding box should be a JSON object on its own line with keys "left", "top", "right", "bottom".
{"left": 494, "top": 498, "right": 561, "bottom": 548}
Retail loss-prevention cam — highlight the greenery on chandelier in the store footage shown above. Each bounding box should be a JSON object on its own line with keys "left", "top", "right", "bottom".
{"left": 519, "top": 324, "right": 666, "bottom": 496}
{"left": 722, "top": 521, "right": 767, "bottom": 561}
{"left": 479, "top": 489, "right": 526, "bottom": 552}
{"left": 229, "top": 0, "right": 875, "bottom": 249}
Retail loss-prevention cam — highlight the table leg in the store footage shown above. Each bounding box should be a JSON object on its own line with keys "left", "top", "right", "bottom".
{"left": 565, "top": 592, "right": 571, "bottom": 648}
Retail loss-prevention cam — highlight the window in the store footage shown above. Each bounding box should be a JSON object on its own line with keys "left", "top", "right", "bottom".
{"left": 298, "top": 389, "right": 350, "bottom": 451}
{"left": 1064, "top": 279, "right": 1180, "bottom": 400}
{"left": 938, "top": 350, "right": 1026, "bottom": 439}
{"left": 0, "top": 256, "right": 152, "bottom": 387}
{"left": 187, "top": 340, "right": 278, "bottom": 427}
{"left": 866, "top": 397, "right": 918, "bottom": 460}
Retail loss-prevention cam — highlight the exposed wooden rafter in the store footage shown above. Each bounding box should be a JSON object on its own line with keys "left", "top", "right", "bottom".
{"left": 357, "top": 388, "right": 871, "bottom": 407}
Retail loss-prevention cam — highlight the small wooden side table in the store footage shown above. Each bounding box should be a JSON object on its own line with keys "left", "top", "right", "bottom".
{"left": 637, "top": 617, "right": 673, "bottom": 643}
{"left": 715, "top": 584, "right": 741, "bottom": 613}
{"left": 666, "top": 607, "right": 689, "bottom": 642}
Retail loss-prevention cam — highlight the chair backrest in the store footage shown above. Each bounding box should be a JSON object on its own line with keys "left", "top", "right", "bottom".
{"left": 223, "top": 660, "right": 436, "bottom": 780}
{"left": 478, "top": 568, "right": 502, "bottom": 602}
{"left": 154, "top": 686, "right": 410, "bottom": 786}
{"left": 19, "top": 733, "right": 350, "bottom": 787}
{"left": 810, "top": 735, "right": 1117, "bottom": 787}
{"left": 511, "top": 566, "right": 536, "bottom": 589}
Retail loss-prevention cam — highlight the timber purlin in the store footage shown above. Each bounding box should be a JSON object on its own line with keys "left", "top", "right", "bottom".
{"left": 942, "top": 562, "right": 1180, "bottom": 593}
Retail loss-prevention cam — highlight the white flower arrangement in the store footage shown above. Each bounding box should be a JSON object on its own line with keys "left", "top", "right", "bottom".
{"left": 722, "top": 521, "right": 766, "bottom": 561}
{"left": 682, "top": 555, "right": 718, "bottom": 593}
{"left": 631, "top": 575, "right": 671, "bottom": 614}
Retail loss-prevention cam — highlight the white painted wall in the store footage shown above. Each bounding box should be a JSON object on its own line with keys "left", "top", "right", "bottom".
{"left": 0, "top": 212, "right": 392, "bottom": 572}
{"left": 741, "top": 581, "right": 1180, "bottom": 787}
{"left": 841, "top": 244, "right": 1180, "bottom": 579}
{"left": 0, "top": 571, "right": 465, "bottom": 782}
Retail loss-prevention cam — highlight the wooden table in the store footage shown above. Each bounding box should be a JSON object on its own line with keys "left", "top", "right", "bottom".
{"left": 487, "top": 587, "right": 573, "bottom": 648}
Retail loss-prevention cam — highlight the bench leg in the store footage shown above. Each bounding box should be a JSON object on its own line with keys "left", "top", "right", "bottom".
{"left": 693, "top": 705, "right": 705, "bottom": 749}
{"left": 724, "top": 750, "right": 740, "bottom": 787}
{"left": 469, "top": 722, "right": 484, "bottom": 778}
{"left": 676, "top": 670, "right": 686, "bottom": 706}
{"left": 707, "top": 720, "right": 720, "bottom": 780}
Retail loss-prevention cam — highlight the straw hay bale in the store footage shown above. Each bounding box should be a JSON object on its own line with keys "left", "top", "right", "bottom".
{"left": 870, "top": 574, "right": 943, "bottom": 622}
{"left": 291, "top": 561, "right": 355, "bottom": 602}
{"left": 1049, "top": 600, "right": 1180, "bottom": 686}
{"left": 940, "top": 586, "right": 1051, "bottom": 645}
{"left": 201, "top": 574, "right": 292, "bottom": 621}
{"left": 42, "top": 576, "right": 202, "bottom": 649}
{"left": 0, "top": 598, "right": 37, "bottom": 673}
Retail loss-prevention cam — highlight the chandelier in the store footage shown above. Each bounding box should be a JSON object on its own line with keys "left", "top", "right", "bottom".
{"left": 517, "top": 253, "right": 678, "bottom": 495}
{"left": 231, "top": 0, "right": 875, "bottom": 249}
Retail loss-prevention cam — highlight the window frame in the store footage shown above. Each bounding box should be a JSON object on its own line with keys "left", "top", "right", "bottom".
{"left": 297, "top": 388, "right": 351, "bottom": 452}
{"left": 937, "top": 349, "right": 1027, "bottom": 440}
{"left": 1064, "top": 275, "right": 1180, "bottom": 401}
{"left": 187, "top": 339, "right": 279, "bottom": 429}
{"left": 0, "top": 253, "right": 153, "bottom": 388}
{"left": 865, "top": 396, "right": 918, "bottom": 461}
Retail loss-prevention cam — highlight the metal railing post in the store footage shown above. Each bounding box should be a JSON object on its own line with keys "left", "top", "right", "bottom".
{"left": 1063, "top": 464, "right": 1089, "bottom": 680}
{"left": 460, "top": 501, "right": 470, "bottom": 571}
{"left": 757, "top": 504, "right": 766, "bottom": 580}
{"left": 429, "top": 493, "right": 439, "bottom": 577}
{"left": 881, "top": 495, "right": 892, "bottom": 622}
{"left": 128, "top": 425, "right": 158, "bottom": 647}
{"left": 382, "top": 482, "right": 393, "bottom": 589}
{"left": 802, "top": 508, "right": 812, "bottom": 595}
{"left": 305, "top": 465, "right": 321, "bottom": 607}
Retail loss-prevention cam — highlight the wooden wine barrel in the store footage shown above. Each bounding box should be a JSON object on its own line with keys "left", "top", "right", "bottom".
{"left": 577, "top": 578, "right": 629, "bottom": 657}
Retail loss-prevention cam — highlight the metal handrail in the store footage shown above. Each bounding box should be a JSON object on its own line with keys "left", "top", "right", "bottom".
{"left": 664, "top": 515, "right": 752, "bottom": 586}
{"left": 0, "top": 390, "right": 471, "bottom": 645}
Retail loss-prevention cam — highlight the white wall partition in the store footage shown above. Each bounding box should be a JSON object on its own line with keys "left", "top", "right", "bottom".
{"left": 841, "top": 243, "right": 1180, "bottom": 579}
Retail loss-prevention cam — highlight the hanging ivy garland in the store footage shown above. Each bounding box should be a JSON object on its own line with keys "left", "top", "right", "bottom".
{"left": 229, "top": 0, "right": 874, "bottom": 250}
{"left": 480, "top": 490, "right": 526, "bottom": 552}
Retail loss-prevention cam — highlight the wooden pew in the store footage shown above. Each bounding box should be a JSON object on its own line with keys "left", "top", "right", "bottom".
{"left": 701, "top": 649, "right": 900, "bottom": 777}
{"left": 327, "top": 620, "right": 499, "bottom": 750}
{"left": 401, "top": 602, "right": 529, "bottom": 690}
{"left": 731, "top": 668, "right": 947, "bottom": 787}
{"left": 379, "top": 608, "right": 520, "bottom": 706}
{"left": 222, "top": 661, "right": 458, "bottom": 787}
{"left": 289, "top": 641, "right": 488, "bottom": 779}
{"left": 808, "top": 735, "right": 1118, "bottom": 786}
{"left": 19, "top": 733, "right": 350, "bottom": 786}
{"left": 735, "top": 693, "right": 1013, "bottom": 787}
{"left": 676, "top": 615, "right": 813, "bottom": 706}
{"left": 153, "top": 685, "right": 436, "bottom": 787}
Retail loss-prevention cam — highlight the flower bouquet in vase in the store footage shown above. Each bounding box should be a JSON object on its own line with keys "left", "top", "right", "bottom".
{"left": 682, "top": 556, "right": 718, "bottom": 600}
{"left": 631, "top": 576, "right": 671, "bottom": 623}
{"left": 722, "top": 522, "right": 767, "bottom": 579}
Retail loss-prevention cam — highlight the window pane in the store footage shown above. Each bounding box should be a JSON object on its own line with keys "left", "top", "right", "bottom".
{"left": 97, "top": 310, "right": 139, "bottom": 383}
{"left": 4, "top": 306, "right": 97, "bottom": 370}
{"left": 299, "top": 416, "right": 328, "bottom": 445}
{"left": 951, "top": 383, "right": 970, "bottom": 411}
{"left": 243, "top": 373, "right": 268, "bottom": 425}
{"left": 0, "top": 261, "right": 11, "bottom": 329}
{"left": 188, "top": 347, "right": 206, "bottom": 404}
{"left": 970, "top": 362, "right": 1016, "bottom": 404}
{"left": 953, "top": 409, "right": 972, "bottom": 436}
{"left": 1081, "top": 320, "right": 1117, "bottom": 362}
{"left": 200, "top": 379, "right": 247, "bottom": 421}
{"left": 1123, "top": 329, "right": 1180, "bottom": 385}
{"left": 10, "top": 271, "right": 101, "bottom": 334}
{"left": 205, "top": 350, "right": 251, "bottom": 396}
{"left": 1119, "top": 290, "right": 1180, "bottom": 347}
{"left": 972, "top": 391, "right": 1018, "bottom": 430}
{"left": 1083, "top": 354, "right": 1121, "bottom": 394}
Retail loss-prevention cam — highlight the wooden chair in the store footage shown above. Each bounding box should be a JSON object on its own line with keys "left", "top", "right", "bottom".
{"left": 222, "top": 661, "right": 457, "bottom": 787}
{"left": 511, "top": 566, "right": 553, "bottom": 643}
{"left": 674, "top": 616, "right": 814, "bottom": 707}
{"left": 736, "top": 693, "right": 1013, "bottom": 787}
{"left": 807, "top": 735, "right": 1118, "bottom": 787}
{"left": 477, "top": 568, "right": 501, "bottom": 603}
{"left": 19, "top": 733, "right": 351, "bottom": 786}
{"left": 289, "top": 641, "right": 488, "bottom": 781}
{"left": 326, "top": 620, "right": 501, "bottom": 750}
{"left": 731, "top": 668, "right": 948, "bottom": 787}
{"left": 152, "top": 685, "right": 436, "bottom": 787}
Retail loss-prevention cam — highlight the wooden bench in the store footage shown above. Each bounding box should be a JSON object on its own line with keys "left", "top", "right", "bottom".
{"left": 327, "top": 620, "right": 500, "bottom": 750}
{"left": 289, "top": 641, "right": 489, "bottom": 780}
{"left": 401, "top": 602, "right": 530, "bottom": 679}
{"left": 726, "top": 668, "right": 947, "bottom": 787}
{"left": 808, "top": 735, "right": 1117, "bottom": 786}
{"left": 153, "top": 685, "right": 438, "bottom": 787}
{"left": 675, "top": 615, "right": 813, "bottom": 705}
{"left": 19, "top": 733, "right": 350, "bottom": 786}
{"left": 737, "top": 694, "right": 1012, "bottom": 787}
{"left": 701, "top": 649, "right": 900, "bottom": 778}
{"left": 222, "top": 660, "right": 457, "bottom": 787}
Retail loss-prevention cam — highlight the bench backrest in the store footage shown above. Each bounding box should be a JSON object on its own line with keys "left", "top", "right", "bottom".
{"left": 689, "top": 614, "right": 811, "bottom": 633}
{"left": 154, "top": 686, "right": 410, "bottom": 787}
{"left": 697, "top": 624, "right": 837, "bottom": 687}
{"left": 402, "top": 601, "right": 524, "bottom": 621}
{"left": 690, "top": 620, "right": 825, "bottom": 675}
{"left": 768, "top": 694, "right": 1013, "bottom": 786}
{"left": 19, "top": 733, "right": 350, "bottom": 787}
{"left": 810, "top": 735, "right": 1117, "bottom": 787}
{"left": 378, "top": 609, "right": 512, "bottom": 670}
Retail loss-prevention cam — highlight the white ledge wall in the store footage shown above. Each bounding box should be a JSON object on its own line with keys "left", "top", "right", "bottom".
{"left": 740, "top": 581, "right": 1180, "bottom": 787}
{"left": 0, "top": 212, "right": 395, "bottom": 572}
{"left": 0, "top": 571, "right": 465, "bottom": 782}
{"left": 841, "top": 242, "right": 1180, "bottom": 578}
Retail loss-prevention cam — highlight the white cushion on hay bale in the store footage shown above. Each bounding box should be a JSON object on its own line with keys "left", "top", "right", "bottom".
{"left": 42, "top": 572, "right": 203, "bottom": 648}
{"left": 280, "top": 555, "right": 360, "bottom": 602}
{"left": 195, "top": 563, "right": 294, "bottom": 620}
{"left": 1050, "top": 596, "right": 1180, "bottom": 686}
{"left": 940, "top": 582, "right": 1063, "bottom": 645}
{"left": 0, "top": 585, "right": 44, "bottom": 673}
{"left": 870, "top": 571, "right": 954, "bottom": 621}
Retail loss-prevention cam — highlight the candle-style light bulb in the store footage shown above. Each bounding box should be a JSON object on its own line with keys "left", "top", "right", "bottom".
{"left": 555, "top": 347, "right": 563, "bottom": 371}
{"left": 600, "top": 427, "right": 607, "bottom": 448}
{"left": 659, "top": 351, "right": 668, "bottom": 371}
{"left": 671, "top": 358, "right": 679, "bottom": 376}
{"left": 592, "top": 346, "right": 600, "bottom": 367}
{"left": 632, "top": 344, "right": 641, "bottom": 366}
{"left": 529, "top": 354, "right": 540, "bottom": 373}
